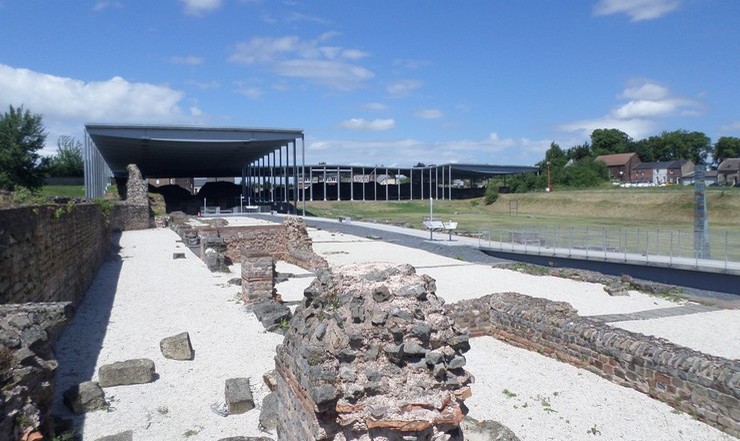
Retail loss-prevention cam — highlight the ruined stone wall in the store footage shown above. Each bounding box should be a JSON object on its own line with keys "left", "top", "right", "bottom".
{"left": 276, "top": 263, "right": 472, "bottom": 441}
{"left": 109, "top": 164, "right": 151, "bottom": 231}
{"left": 445, "top": 293, "right": 740, "bottom": 437}
{"left": 0, "top": 302, "right": 74, "bottom": 439}
{"left": 198, "top": 217, "right": 328, "bottom": 271}
{"left": 0, "top": 204, "right": 111, "bottom": 305}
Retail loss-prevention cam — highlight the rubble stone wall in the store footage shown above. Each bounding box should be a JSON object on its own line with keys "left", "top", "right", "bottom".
{"left": 198, "top": 217, "right": 328, "bottom": 271}
{"left": 0, "top": 302, "right": 74, "bottom": 439}
{"left": 109, "top": 164, "right": 151, "bottom": 231}
{"left": 0, "top": 204, "right": 110, "bottom": 305}
{"left": 276, "top": 263, "right": 472, "bottom": 441}
{"left": 445, "top": 293, "right": 740, "bottom": 437}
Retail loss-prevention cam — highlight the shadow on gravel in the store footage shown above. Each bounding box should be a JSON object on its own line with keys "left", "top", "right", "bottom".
{"left": 52, "top": 233, "right": 124, "bottom": 430}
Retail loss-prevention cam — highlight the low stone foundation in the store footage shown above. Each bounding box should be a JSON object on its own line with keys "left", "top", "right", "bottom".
{"left": 445, "top": 293, "right": 740, "bottom": 437}
{"left": 193, "top": 217, "right": 328, "bottom": 271}
{"left": 275, "top": 263, "right": 473, "bottom": 440}
{"left": 0, "top": 302, "right": 74, "bottom": 439}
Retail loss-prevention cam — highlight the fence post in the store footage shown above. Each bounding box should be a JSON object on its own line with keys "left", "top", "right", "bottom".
{"left": 586, "top": 227, "right": 590, "bottom": 259}
{"left": 670, "top": 231, "right": 673, "bottom": 266}
{"left": 656, "top": 229, "right": 660, "bottom": 257}
{"left": 624, "top": 229, "right": 627, "bottom": 262}
{"left": 646, "top": 230, "right": 649, "bottom": 263}
{"left": 603, "top": 228, "right": 607, "bottom": 260}
{"left": 725, "top": 231, "right": 729, "bottom": 271}
{"left": 569, "top": 227, "right": 573, "bottom": 257}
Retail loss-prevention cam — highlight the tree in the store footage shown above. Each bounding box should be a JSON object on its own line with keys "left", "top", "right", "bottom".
{"left": 48, "top": 135, "right": 84, "bottom": 177}
{"left": 590, "top": 129, "right": 633, "bottom": 156}
{"left": 713, "top": 137, "right": 740, "bottom": 165}
{"left": 566, "top": 142, "right": 592, "bottom": 162}
{"left": 0, "top": 105, "right": 48, "bottom": 191}
{"left": 659, "top": 130, "right": 711, "bottom": 164}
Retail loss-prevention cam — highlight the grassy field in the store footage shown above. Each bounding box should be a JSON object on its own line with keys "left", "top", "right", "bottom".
{"left": 303, "top": 187, "right": 740, "bottom": 234}
{"left": 39, "top": 185, "right": 86, "bottom": 198}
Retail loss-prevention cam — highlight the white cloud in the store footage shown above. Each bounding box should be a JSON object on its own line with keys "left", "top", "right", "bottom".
{"left": 185, "top": 79, "right": 220, "bottom": 89}
{"left": 719, "top": 121, "right": 740, "bottom": 133}
{"left": 364, "top": 102, "right": 388, "bottom": 111}
{"left": 168, "top": 55, "right": 204, "bottom": 65}
{"left": 339, "top": 118, "right": 396, "bottom": 132}
{"left": 286, "top": 12, "right": 330, "bottom": 24}
{"left": 236, "top": 85, "right": 262, "bottom": 99}
{"left": 305, "top": 133, "right": 551, "bottom": 166}
{"left": 414, "top": 109, "right": 444, "bottom": 120}
{"left": 593, "top": 0, "right": 681, "bottom": 21}
{"left": 0, "top": 64, "right": 187, "bottom": 124}
{"left": 560, "top": 79, "right": 701, "bottom": 139}
{"left": 93, "top": 1, "right": 122, "bottom": 12}
{"left": 190, "top": 106, "right": 203, "bottom": 116}
{"left": 180, "top": 0, "right": 222, "bottom": 16}
{"left": 229, "top": 34, "right": 374, "bottom": 91}
{"left": 387, "top": 80, "right": 422, "bottom": 98}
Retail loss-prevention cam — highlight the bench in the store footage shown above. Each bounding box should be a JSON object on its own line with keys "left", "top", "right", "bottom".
{"left": 423, "top": 219, "right": 458, "bottom": 240}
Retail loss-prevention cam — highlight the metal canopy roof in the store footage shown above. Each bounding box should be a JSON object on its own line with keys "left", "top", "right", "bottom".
{"left": 85, "top": 124, "right": 303, "bottom": 178}
{"left": 297, "top": 163, "right": 539, "bottom": 179}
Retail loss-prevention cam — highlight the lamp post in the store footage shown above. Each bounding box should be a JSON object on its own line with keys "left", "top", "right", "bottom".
{"left": 547, "top": 161, "right": 552, "bottom": 192}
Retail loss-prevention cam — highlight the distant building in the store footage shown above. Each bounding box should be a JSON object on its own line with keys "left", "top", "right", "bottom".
{"left": 717, "top": 158, "right": 740, "bottom": 186}
{"left": 595, "top": 153, "right": 640, "bottom": 182}
{"left": 631, "top": 160, "right": 694, "bottom": 185}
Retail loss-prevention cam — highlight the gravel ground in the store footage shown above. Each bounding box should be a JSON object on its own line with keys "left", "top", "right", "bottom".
{"left": 53, "top": 228, "right": 283, "bottom": 440}
{"left": 52, "top": 219, "right": 736, "bottom": 440}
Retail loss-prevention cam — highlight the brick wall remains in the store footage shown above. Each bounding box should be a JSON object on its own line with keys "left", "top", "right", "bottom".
{"left": 196, "top": 217, "right": 328, "bottom": 271}
{"left": 445, "top": 293, "right": 740, "bottom": 437}
{"left": 0, "top": 204, "right": 111, "bottom": 305}
{"left": 241, "top": 252, "right": 276, "bottom": 302}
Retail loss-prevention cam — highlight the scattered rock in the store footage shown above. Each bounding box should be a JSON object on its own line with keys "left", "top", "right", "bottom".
{"left": 228, "top": 277, "right": 242, "bottom": 286}
{"left": 225, "top": 377, "right": 255, "bottom": 414}
{"left": 251, "top": 300, "right": 292, "bottom": 334}
{"left": 460, "top": 416, "right": 520, "bottom": 441}
{"left": 204, "top": 247, "right": 229, "bottom": 272}
{"left": 604, "top": 282, "right": 630, "bottom": 296}
{"left": 263, "top": 369, "right": 278, "bottom": 391}
{"left": 63, "top": 381, "right": 107, "bottom": 414}
{"left": 172, "top": 252, "right": 186, "bottom": 259}
{"left": 94, "top": 431, "right": 134, "bottom": 441}
{"left": 98, "top": 359, "right": 156, "bottom": 387}
{"left": 259, "top": 392, "right": 278, "bottom": 431}
{"left": 160, "top": 332, "right": 194, "bottom": 360}
{"left": 217, "top": 437, "right": 274, "bottom": 441}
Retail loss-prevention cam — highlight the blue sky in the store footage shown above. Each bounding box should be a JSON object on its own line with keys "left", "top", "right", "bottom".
{"left": 1, "top": 0, "right": 738, "bottom": 167}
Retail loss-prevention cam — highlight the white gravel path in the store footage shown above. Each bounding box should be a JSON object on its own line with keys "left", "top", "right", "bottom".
{"left": 310, "top": 229, "right": 686, "bottom": 316}
{"left": 53, "top": 229, "right": 283, "bottom": 440}
{"left": 465, "top": 336, "right": 734, "bottom": 441}
{"left": 612, "top": 310, "right": 740, "bottom": 360}
{"left": 52, "top": 223, "right": 737, "bottom": 441}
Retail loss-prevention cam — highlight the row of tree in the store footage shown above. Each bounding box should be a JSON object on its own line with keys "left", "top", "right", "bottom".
{"left": 487, "top": 129, "right": 740, "bottom": 197}
{"left": 0, "top": 105, "right": 84, "bottom": 191}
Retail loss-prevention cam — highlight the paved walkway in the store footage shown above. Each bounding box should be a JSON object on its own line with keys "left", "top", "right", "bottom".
{"left": 587, "top": 303, "right": 717, "bottom": 323}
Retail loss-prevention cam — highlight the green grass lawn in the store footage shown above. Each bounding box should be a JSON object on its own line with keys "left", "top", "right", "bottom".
{"left": 39, "top": 185, "right": 86, "bottom": 198}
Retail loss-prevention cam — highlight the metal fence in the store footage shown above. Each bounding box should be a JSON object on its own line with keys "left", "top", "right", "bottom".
{"left": 477, "top": 226, "right": 739, "bottom": 271}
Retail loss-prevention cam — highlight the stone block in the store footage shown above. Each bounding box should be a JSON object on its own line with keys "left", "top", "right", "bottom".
{"left": 160, "top": 332, "right": 194, "bottom": 360}
{"left": 259, "top": 392, "right": 279, "bottom": 431}
{"left": 173, "top": 252, "right": 186, "bottom": 259}
{"left": 98, "top": 358, "right": 156, "bottom": 387}
{"left": 94, "top": 431, "right": 134, "bottom": 441}
{"left": 63, "top": 381, "right": 107, "bottom": 414}
{"left": 225, "top": 377, "right": 255, "bottom": 414}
